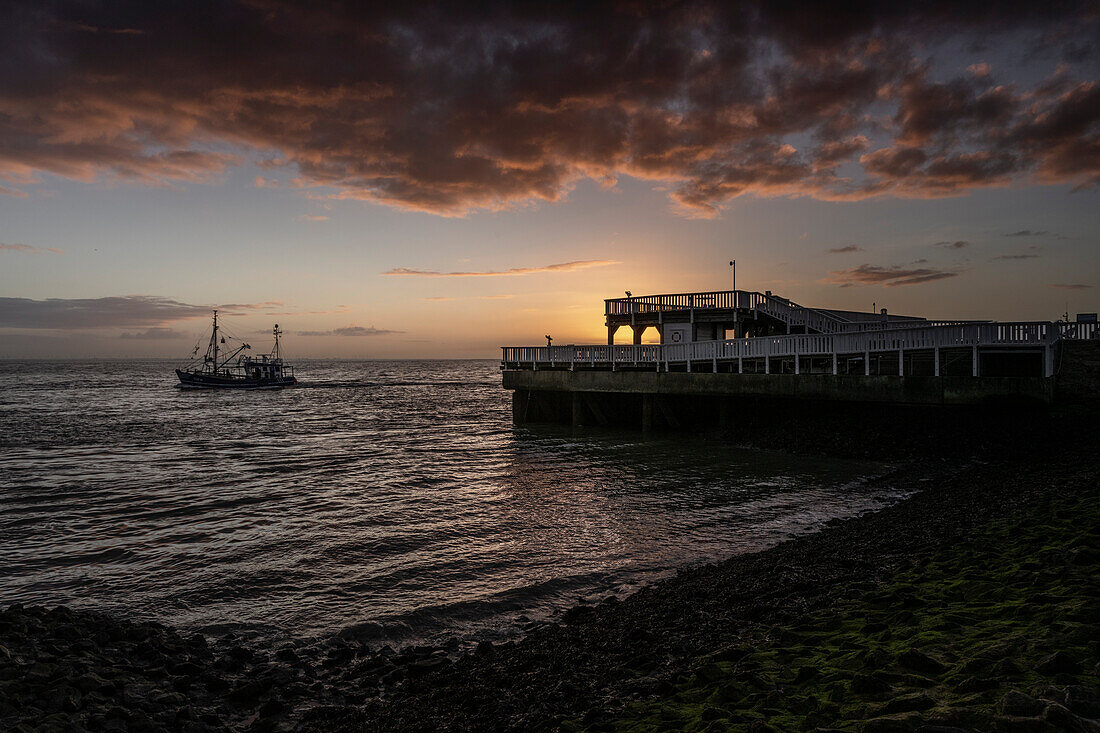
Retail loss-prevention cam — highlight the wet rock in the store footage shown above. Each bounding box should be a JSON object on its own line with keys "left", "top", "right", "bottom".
{"left": 1001, "top": 690, "right": 1044, "bottom": 717}
{"left": 954, "top": 676, "right": 1000, "bottom": 694}
{"left": 898, "top": 650, "right": 947, "bottom": 676}
{"left": 882, "top": 693, "right": 935, "bottom": 714}
{"left": 1043, "top": 702, "right": 1100, "bottom": 733}
{"left": 1064, "top": 686, "right": 1100, "bottom": 719}
{"left": 990, "top": 716, "right": 1058, "bottom": 732}
{"left": 406, "top": 657, "right": 449, "bottom": 680}
{"left": 861, "top": 712, "right": 921, "bottom": 732}
{"left": 1036, "top": 651, "right": 1081, "bottom": 676}
{"left": 851, "top": 673, "right": 892, "bottom": 695}
{"left": 475, "top": 640, "right": 495, "bottom": 657}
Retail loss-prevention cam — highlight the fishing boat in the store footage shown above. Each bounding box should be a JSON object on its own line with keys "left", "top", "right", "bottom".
{"left": 176, "top": 311, "right": 297, "bottom": 389}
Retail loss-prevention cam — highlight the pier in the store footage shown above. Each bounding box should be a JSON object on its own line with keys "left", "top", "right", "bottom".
{"left": 502, "top": 289, "right": 1099, "bottom": 432}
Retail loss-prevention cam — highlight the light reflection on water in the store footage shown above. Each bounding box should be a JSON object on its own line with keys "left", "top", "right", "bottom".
{"left": 0, "top": 359, "right": 902, "bottom": 645}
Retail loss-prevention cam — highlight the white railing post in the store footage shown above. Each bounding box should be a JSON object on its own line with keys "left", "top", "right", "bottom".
{"left": 898, "top": 348, "right": 903, "bottom": 377}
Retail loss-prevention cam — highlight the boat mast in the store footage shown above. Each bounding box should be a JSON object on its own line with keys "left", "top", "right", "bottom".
{"left": 272, "top": 324, "right": 281, "bottom": 360}
{"left": 211, "top": 310, "right": 218, "bottom": 372}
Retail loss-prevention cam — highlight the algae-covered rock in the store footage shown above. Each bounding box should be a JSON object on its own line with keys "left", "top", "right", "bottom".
{"left": 898, "top": 650, "right": 947, "bottom": 676}
{"left": 1063, "top": 685, "right": 1100, "bottom": 718}
{"left": 861, "top": 711, "right": 921, "bottom": 732}
{"left": 1042, "top": 701, "right": 1100, "bottom": 732}
{"left": 881, "top": 693, "right": 936, "bottom": 715}
{"left": 1000, "top": 690, "right": 1043, "bottom": 717}
{"left": 1036, "top": 651, "right": 1081, "bottom": 676}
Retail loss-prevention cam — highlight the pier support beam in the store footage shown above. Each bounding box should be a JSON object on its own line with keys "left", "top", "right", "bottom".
{"left": 632, "top": 325, "right": 645, "bottom": 345}
{"left": 512, "top": 390, "right": 528, "bottom": 424}
{"left": 572, "top": 392, "right": 583, "bottom": 427}
{"left": 642, "top": 394, "right": 654, "bottom": 433}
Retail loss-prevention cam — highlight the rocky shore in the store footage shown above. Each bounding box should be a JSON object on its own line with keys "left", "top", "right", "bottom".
{"left": 2, "top": 417, "right": 1097, "bottom": 732}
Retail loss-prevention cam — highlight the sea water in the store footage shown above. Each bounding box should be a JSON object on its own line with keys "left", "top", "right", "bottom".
{"left": 0, "top": 359, "right": 903, "bottom": 646}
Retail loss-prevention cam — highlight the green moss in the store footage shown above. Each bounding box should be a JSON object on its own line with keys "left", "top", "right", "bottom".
{"left": 589, "top": 491, "right": 1099, "bottom": 732}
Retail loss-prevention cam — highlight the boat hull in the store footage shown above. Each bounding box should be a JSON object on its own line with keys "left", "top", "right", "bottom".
{"left": 176, "top": 369, "right": 296, "bottom": 390}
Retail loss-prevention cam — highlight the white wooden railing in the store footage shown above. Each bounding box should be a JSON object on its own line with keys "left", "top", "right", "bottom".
{"left": 503, "top": 321, "right": 1096, "bottom": 378}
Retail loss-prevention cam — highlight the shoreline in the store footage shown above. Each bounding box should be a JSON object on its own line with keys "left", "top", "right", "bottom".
{"left": 2, "top": 421, "right": 1097, "bottom": 731}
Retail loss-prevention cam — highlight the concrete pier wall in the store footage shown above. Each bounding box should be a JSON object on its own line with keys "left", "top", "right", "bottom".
{"left": 502, "top": 368, "right": 1071, "bottom": 458}
{"left": 503, "top": 369, "right": 1054, "bottom": 407}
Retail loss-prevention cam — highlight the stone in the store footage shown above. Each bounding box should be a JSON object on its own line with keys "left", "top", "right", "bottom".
{"left": 954, "top": 676, "right": 1000, "bottom": 694}
{"left": 898, "top": 650, "right": 947, "bottom": 676}
{"left": 861, "top": 713, "right": 921, "bottom": 732}
{"left": 1000, "top": 690, "right": 1043, "bottom": 717}
{"left": 989, "top": 716, "right": 1058, "bottom": 732}
{"left": 1036, "top": 651, "right": 1081, "bottom": 676}
{"left": 1064, "top": 685, "right": 1100, "bottom": 718}
{"left": 1043, "top": 702, "right": 1100, "bottom": 733}
{"left": 882, "top": 693, "right": 935, "bottom": 714}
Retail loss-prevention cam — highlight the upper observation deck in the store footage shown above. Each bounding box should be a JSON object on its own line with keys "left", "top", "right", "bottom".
{"left": 604, "top": 289, "right": 935, "bottom": 345}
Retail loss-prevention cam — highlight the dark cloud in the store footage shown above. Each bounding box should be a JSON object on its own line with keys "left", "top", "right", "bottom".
{"left": 992, "top": 253, "right": 1041, "bottom": 260}
{"left": 1, "top": 2, "right": 1097, "bottom": 216}
{"left": 1004, "top": 230, "right": 1049, "bottom": 236}
{"left": 826, "top": 264, "right": 959, "bottom": 287}
{"left": 934, "top": 240, "right": 969, "bottom": 249}
{"left": 0, "top": 296, "right": 279, "bottom": 329}
{"left": 1049, "top": 283, "right": 1092, "bottom": 289}
{"left": 826, "top": 245, "right": 863, "bottom": 253}
{"left": 298, "top": 326, "right": 402, "bottom": 336}
{"left": 119, "top": 327, "right": 188, "bottom": 339}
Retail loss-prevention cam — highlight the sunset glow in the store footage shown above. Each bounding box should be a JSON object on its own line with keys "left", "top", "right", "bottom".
{"left": 1, "top": 2, "right": 1097, "bottom": 357}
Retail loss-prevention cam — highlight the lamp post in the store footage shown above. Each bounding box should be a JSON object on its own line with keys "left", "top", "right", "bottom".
{"left": 729, "top": 260, "right": 736, "bottom": 293}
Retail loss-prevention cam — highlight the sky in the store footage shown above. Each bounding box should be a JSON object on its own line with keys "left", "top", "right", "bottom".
{"left": 1, "top": 1, "right": 1098, "bottom": 358}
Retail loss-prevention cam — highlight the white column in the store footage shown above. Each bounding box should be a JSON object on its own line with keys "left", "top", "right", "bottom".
{"left": 933, "top": 347, "right": 939, "bottom": 377}
{"left": 738, "top": 355, "right": 743, "bottom": 374}
{"left": 864, "top": 350, "right": 870, "bottom": 375}
{"left": 972, "top": 345, "right": 978, "bottom": 377}
{"left": 898, "top": 349, "right": 904, "bottom": 377}
{"left": 765, "top": 355, "right": 770, "bottom": 374}
{"left": 832, "top": 353, "right": 838, "bottom": 375}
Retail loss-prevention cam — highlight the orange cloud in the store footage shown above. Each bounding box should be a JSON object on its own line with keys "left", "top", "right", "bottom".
{"left": 1, "top": 242, "right": 63, "bottom": 254}
{"left": 382, "top": 260, "right": 619, "bottom": 277}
